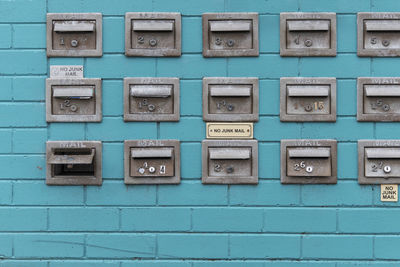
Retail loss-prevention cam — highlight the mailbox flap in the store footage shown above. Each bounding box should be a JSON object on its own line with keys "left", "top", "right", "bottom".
{"left": 132, "top": 20, "right": 174, "bottom": 32}
{"left": 53, "top": 87, "right": 94, "bottom": 99}
{"left": 287, "top": 20, "right": 330, "bottom": 31}
{"left": 209, "top": 20, "right": 251, "bottom": 32}
{"left": 365, "top": 147, "right": 400, "bottom": 158}
{"left": 287, "top": 85, "right": 329, "bottom": 97}
{"left": 48, "top": 148, "right": 95, "bottom": 164}
{"left": 209, "top": 85, "right": 251, "bottom": 97}
{"left": 364, "top": 85, "right": 400, "bottom": 96}
{"left": 130, "top": 85, "right": 172, "bottom": 98}
{"left": 365, "top": 20, "right": 400, "bottom": 31}
{"left": 54, "top": 21, "right": 95, "bottom": 32}
{"left": 288, "top": 147, "right": 331, "bottom": 158}
{"left": 209, "top": 147, "right": 251, "bottom": 159}
{"left": 131, "top": 147, "right": 173, "bottom": 158}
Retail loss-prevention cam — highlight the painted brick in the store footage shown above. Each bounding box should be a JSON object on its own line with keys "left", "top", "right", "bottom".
{"left": 375, "top": 236, "right": 400, "bottom": 260}
{"left": 0, "top": 182, "right": 12, "bottom": 205}
{"left": 180, "top": 80, "right": 202, "bottom": 116}
{"left": 259, "top": 142, "right": 280, "bottom": 178}
{"left": 301, "top": 182, "right": 373, "bottom": 206}
{"left": 86, "top": 234, "right": 156, "bottom": 258}
{"left": 264, "top": 208, "right": 336, "bottom": 233}
{"left": 227, "top": 0, "right": 299, "bottom": 12}
{"left": 102, "top": 80, "right": 123, "bottom": 117}
{"left": 339, "top": 209, "right": 400, "bottom": 233}
{"left": 338, "top": 142, "right": 358, "bottom": 179}
{"left": 0, "top": 235, "right": 13, "bottom": 257}
{"left": 338, "top": 15, "right": 357, "bottom": 53}
{"left": 121, "top": 208, "right": 191, "bottom": 231}
{"left": 192, "top": 208, "right": 263, "bottom": 232}
{"left": 372, "top": 58, "right": 400, "bottom": 76}
{"left": 0, "top": 51, "right": 46, "bottom": 75}
{"left": 372, "top": 0, "right": 400, "bottom": 11}
{"left": 14, "top": 234, "right": 85, "bottom": 258}
{"left": 0, "top": 261, "right": 47, "bottom": 267}
{"left": 102, "top": 142, "right": 124, "bottom": 179}
{"left": 181, "top": 142, "right": 201, "bottom": 178}
{"left": 103, "top": 18, "right": 124, "bottom": 53}
{"left": 50, "top": 262, "right": 118, "bottom": 267}
{"left": 376, "top": 122, "right": 400, "bottom": 139}
{"left": 122, "top": 262, "right": 191, "bottom": 267}
{"left": 302, "top": 235, "right": 373, "bottom": 259}
{"left": 153, "top": 0, "right": 224, "bottom": 15}
{"left": 230, "top": 235, "right": 301, "bottom": 259}
{"left": 87, "top": 117, "right": 157, "bottom": 141}
{"left": 299, "top": 0, "right": 370, "bottom": 12}
{"left": 160, "top": 117, "right": 205, "bottom": 141}
{"left": 0, "top": 103, "right": 46, "bottom": 127}
{"left": 0, "top": 208, "right": 47, "bottom": 231}
{"left": 0, "top": 155, "right": 45, "bottom": 179}
{"left": 158, "top": 234, "right": 229, "bottom": 259}
{"left": 0, "top": 77, "right": 12, "bottom": 100}
{"left": 86, "top": 181, "right": 157, "bottom": 206}
{"left": 230, "top": 181, "right": 300, "bottom": 206}
{"left": 260, "top": 80, "right": 280, "bottom": 116}
{"left": 259, "top": 15, "right": 280, "bottom": 53}
{"left": 338, "top": 262, "right": 400, "bottom": 267}
{"left": 13, "top": 76, "right": 45, "bottom": 101}
{"left": 0, "top": 130, "right": 12, "bottom": 153}
{"left": 195, "top": 261, "right": 335, "bottom": 267}
{"left": 158, "top": 181, "right": 228, "bottom": 206}
{"left": 49, "top": 208, "right": 119, "bottom": 231}
{"left": 255, "top": 117, "right": 302, "bottom": 141}
{"left": 0, "top": 0, "right": 46, "bottom": 22}
{"left": 13, "top": 24, "right": 46, "bottom": 48}
{"left": 13, "top": 181, "right": 84, "bottom": 205}
{"left": 0, "top": 25, "right": 11, "bottom": 48}
{"left": 193, "top": 262, "right": 264, "bottom": 267}
{"left": 13, "top": 129, "right": 47, "bottom": 153}
{"left": 337, "top": 80, "right": 357, "bottom": 116}
{"left": 49, "top": 58, "right": 84, "bottom": 66}
{"left": 182, "top": 17, "right": 202, "bottom": 53}
{"left": 48, "top": 123, "right": 85, "bottom": 140}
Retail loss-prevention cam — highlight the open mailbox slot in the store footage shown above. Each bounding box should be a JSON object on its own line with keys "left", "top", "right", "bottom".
{"left": 202, "top": 140, "right": 258, "bottom": 184}
{"left": 357, "top": 77, "right": 400, "bottom": 121}
{"left": 280, "top": 13, "right": 336, "bottom": 56}
{"left": 281, "top": 139, "right": 337, "bottom": 184}
{"left": 125, "top": 12, "right": 181, "bottom": 57}
{"left": 359, "top": 140, "right": 400, "bottom": 184}
{"left": 280, "top": 77, "right": 336, "bottom": 122}
{"left": 47, "top": 13, "right": 102, "bottom": 57}
{"left": 46, "top": 78, "right": 102, "bottom": 122}
{"left": 124, "top": 140, "right": 180, "bottom": 184}
{"left": 203, "top": 77, "right": 259, "bottom": 122}
{"left": 124, "top": 78, "right": 179, "bottom": 121}
{"left": 358, "top": 13, "right": 400, "bottom": 56}
{"left": 46, "top": 141, "right": 102, "bottom": 185}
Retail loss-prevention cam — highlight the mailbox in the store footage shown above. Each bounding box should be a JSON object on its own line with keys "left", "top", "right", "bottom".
{"left": 125, "top": 12, "right": 181, "bottom": 57}
{"left": 280, "top": 13, "right": 336, "bottom": 56}
{"left": 280, "top": 77, "right": 336, "bottom": 122}
{"left": 358, "top": 13, "right": 400, "bottom": 57}
{"left": 46, "top": 141, "right": 102, "bottom": 185}
{"left": 46, "top": 78, "right": 102, "bottom": 122}
{"left": 281, "top": 139, "right": 337, "bottom": 184}
{"left": 124, "top": 140, "right": 180, "bottom": 184}
{"left": 202, "top": 13, "right": 259, "bottom": 57}
{"left": 46, "top": 13, "right": 102, "bottom": 57}
{"left": 357, "top": 77, "right": 400, "bottom": 121}
{"left": 359, "top": 140, "right": 400, "bottom": 184}
{"left": 202, "top": 140, "right": 258, "bottom": 184}
{"left": 203, "top": 77, "right": 259, "bottom": 122}
{"left": 124, "top": 78, "right": 179, "bottom": 121}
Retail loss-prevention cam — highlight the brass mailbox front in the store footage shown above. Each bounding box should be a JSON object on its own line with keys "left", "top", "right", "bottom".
{"left": 125, "top": 12, "right": 181, "bottom": 57}
{"left": 357, "top": 77, "right": 400, "bottom": 121}
{"left": 280, "top": 13, "right": 336, "bottom": 56}
{"left": 124, "top": 78, "right": 179, "bottom": 122}
{"left": 46, "top": 141, "right": 102, "bottom": 185}
{"left": 281, "top": 139, "right": 337, "bottom": 184}
{"left": 46, "top": 78, "right": 102, "bottom": 122}
{"left": 202, "top": 13, "right": 259, "bottom": 57}
{"left": 124, "top": 140, "right": 180, "bottom": 184}
{"left": 280, "top": 77, "right": 336, "bottom": 122}
{"left": 47, "top": 13, "right": 102, "bottom": 57}
{"left": 358, "top": 13, "right": 400, "bottom": 57}
{"left": 203, "top": 77, "right": 259, "bottom": 122}
{"left": 202, "top": 139, "right": 258, "bottom": 184}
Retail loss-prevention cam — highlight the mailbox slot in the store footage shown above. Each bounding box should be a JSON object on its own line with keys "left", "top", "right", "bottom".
{"left": 49, "top": 148, "right": 95, "bottom": 177}
{"left": 125, "top": 13, "right": 181, "bottom": 57}
{"left": 287, "top": 20, "right": 330, "bottom": 31}
{"left": 53, "top": 87, "right": 94, "bottom": 100}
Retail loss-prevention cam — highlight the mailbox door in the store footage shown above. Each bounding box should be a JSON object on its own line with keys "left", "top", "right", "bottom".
{"left": 364, "top": 148, "right": 400, "bottom": 178}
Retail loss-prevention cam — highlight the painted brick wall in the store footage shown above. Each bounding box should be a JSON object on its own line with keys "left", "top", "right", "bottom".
{"left": 1, "top": 0, "right": 400, "bottom": 266}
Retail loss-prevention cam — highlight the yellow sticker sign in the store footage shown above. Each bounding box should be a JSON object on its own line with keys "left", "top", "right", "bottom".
{"left": 206, "top": 123, "right": 253, "bottom": 139}
{"left": 381, "top": 184, "right": 398, "bottom": 202}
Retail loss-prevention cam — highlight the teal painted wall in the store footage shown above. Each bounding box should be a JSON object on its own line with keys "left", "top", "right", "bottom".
{"left": 1, "top": 0, "right": 400, "bottom": 266}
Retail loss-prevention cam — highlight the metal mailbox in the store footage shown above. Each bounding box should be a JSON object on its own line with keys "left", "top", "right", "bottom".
{"left": 47, "top": 13, "right": 102, "bottom": 57}
{"left": 46, "top": 141, "right": 102, "bottom": 185}
{"left": 203, "top": 77, "right": 259, "bottom": 122}
{"left": 280, "top": 12, "right": 337, "bottom": 56}
{"left": 358, "top": 13, "right": 400, "bottom": 57}
{"left": 281, "top": 139, "right": 337, "bottom": 184}
{"left": 202, "top": 139, "right": 258, "bottom": 184}
{"left": 359, "top": 140, "right": 400, "bottom": 184}
{"left": 357, "top": 77, "right": 400, "bottom": 121}
{"left": 280, "top": 77, "right": 336, "bottom": 122}
{"left": 202, "top": 13, "right": 259, "bottom": 57}
{"left": 125, "top": 12, "right": 181, "bottom": 57}
{"left": 124, "top": 140, "right": 180, "bottom": 184}
{"left": 124, "top": 78, "right": 179, "bottom": 121}
{"left": 46, "top": 78, "right": 102, "bottom": 122}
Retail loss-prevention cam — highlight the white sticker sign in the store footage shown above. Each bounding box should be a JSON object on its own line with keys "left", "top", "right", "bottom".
{"left": 50, "top": 65, "right": 84, "bottom": 78}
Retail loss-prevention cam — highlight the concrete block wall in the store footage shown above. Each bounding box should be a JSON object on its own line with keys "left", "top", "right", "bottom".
{"left": 1, "top": 0, "right": 400, "bottom": 265}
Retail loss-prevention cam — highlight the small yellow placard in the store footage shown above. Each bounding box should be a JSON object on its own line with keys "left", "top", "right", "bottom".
{"left": 381, "top": 184, "right": 398, "bottom": 202}
{"left": 206, "top": 123, "right": 253, "bottom": 139}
